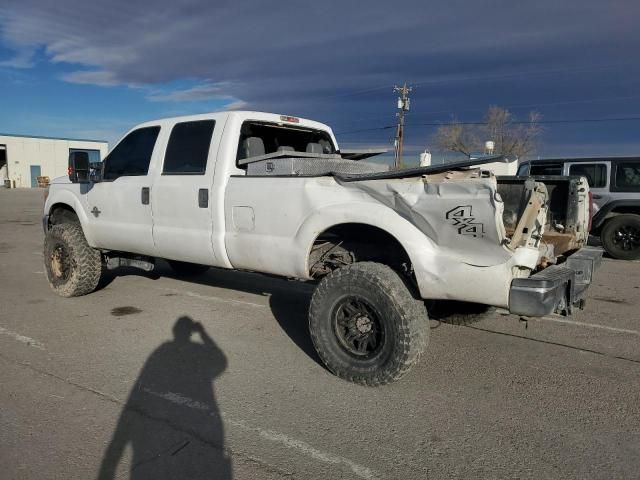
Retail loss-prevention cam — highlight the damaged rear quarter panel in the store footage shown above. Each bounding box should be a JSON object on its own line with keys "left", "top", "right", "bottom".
{"left": 224, "top": 172, "right": 519, "bottom": 306}
{"left": 337, "top": 174, "right": 512, "bottom": 267}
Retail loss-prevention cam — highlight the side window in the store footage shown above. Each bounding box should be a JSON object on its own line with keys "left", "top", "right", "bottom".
{"left": 103, "top": 127, "right": 160, "bottom": 180}
{"left": 614, "top": 161, "right": 640, "bottom": 191}
{"left": 163, "top": 120, "right": 215, "bottom": 175}
{"left": 516, "top": 163, "right": 529, "bottom": 176}
{"left": 569, "top": 163, "right": 607, "bottom": 188}
{"left": 530, "top": 163, "right": 562, "bottom": 175}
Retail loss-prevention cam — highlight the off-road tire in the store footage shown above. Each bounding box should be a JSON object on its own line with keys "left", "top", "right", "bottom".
{"left": 309, "top": 262, "right": 428, "bottom": 386}
{"left": 44, "top": 223, "right": 102, "bottom": 297}
{"left": 428, "top": 300, "right": 495, "bottom": 326}
{"left": 601, "top": 214, "right": 640, "bottom": 260}
{"left": 167, "top": 260, "right": 210, "bottom": 276}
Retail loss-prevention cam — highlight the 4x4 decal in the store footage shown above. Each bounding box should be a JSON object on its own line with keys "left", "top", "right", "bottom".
{"left": 445, "top": 205, "right": 485, "bottom": 237}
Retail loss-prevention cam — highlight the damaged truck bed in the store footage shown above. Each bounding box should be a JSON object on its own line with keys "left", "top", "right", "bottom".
{"left": 320, "top": 158, "right": 602, "bottom": 317}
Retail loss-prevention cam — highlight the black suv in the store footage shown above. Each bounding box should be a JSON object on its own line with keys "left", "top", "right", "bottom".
{"left": 517, "top": 156, "right": 640, "bottom": 260}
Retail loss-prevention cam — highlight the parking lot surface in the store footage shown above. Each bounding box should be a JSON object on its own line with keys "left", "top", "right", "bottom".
{"left": 1, "top": 188, "right": 639, "bottom": 479}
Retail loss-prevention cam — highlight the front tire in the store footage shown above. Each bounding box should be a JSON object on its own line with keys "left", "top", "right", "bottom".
{"left": 44, "top": 223, "right": 102, "bottom": 297}
{"left": 309, "top": 262, "right": 428, "bottom": 386}
{"left": 601, "top": 214, "right": 640, "bottom": 260}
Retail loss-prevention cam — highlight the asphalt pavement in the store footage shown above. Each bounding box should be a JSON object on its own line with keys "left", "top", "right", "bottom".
{"left": 1, "top": 188, "right": 639, "bottom": 479}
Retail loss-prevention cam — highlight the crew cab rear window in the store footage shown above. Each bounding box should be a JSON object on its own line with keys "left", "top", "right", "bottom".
{"left": 529, "top": 163, "right": 562, "bottom": 176}
{"left": 236, "top": 121, "right": 336, "bottom": 165}
{"left": 103, "top": 126, "right": 160, "bottom": 180}
{"left": 163, "top": 120, "right": 215, "bottom": 175}
{"left": 569, "top": 163, "right": 607, "bottom": 188}
{"left": 613, "top": 160, "right": 640, "bottom": 191}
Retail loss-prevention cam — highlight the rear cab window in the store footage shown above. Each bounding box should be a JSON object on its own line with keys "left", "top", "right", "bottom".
{"left": 163, "top": 120, "right": 216, "bottom": 175}
{"left": 235, "top": 120, "right": 336, "bottom": 167}
{"left": 568, "top": 163, "right": 608, "bottom": 189}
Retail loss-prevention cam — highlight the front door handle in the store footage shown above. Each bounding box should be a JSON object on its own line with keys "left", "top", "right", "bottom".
{"left": 198, "top": 188, "right": 209, "bottom": 208}
{"left": 592, "top": 194, "right": 602, "bottom": 200}
{"left": 141, "top": 187, "right": 150, "bottom": 205}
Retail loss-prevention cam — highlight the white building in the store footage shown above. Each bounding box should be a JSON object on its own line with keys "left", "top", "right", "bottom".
{"left": 0, "top": 133, "right": 108, "bottom": 188}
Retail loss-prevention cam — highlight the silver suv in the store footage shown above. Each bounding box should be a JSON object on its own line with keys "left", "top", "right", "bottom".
{"left": 518, "top": 156, "right": 640, "bottom": 260}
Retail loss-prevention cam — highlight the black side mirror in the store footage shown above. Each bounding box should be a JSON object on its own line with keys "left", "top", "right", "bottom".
{"left": 68, "top": 151, "right": 90, "bottom": 183}
{"left": 89, "top": 161, "right": 104, "bottom": 182}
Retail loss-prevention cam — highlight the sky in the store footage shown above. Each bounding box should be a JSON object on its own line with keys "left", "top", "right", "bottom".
{"left": 1, "top": 0, "right": 639, "bottom": 165}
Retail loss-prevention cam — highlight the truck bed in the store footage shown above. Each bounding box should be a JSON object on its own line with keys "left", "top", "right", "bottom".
{"left": 497, "top": 175, "right": 590, "bottom": 256}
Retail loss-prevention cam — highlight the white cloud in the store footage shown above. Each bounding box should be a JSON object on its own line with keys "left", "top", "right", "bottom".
{"left": 62, "top": 70, "right": 121, "bottom": 87}
{"left": 145, "top": 82, "right": 248, "bottom": 111}
{"left": 221, "top": 99, "right": 248, "bottom": 110}
{"left": 146, "top": 83, "right": 224, "bottom": 102}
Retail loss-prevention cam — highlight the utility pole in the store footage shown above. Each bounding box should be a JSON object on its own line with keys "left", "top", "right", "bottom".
{"left": 393, "top": 83, "right": 412, "bottom": 169}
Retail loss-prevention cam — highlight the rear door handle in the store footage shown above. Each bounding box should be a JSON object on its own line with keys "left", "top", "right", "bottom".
{"left": 141, "top": 187, "right": 150, "bottom": 205}
{"left": 198, "top": 188, "right": 209, "bottom": 208}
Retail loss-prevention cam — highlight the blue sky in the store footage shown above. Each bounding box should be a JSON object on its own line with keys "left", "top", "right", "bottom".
{"left": 1, "top": 0, "right": 639, "bottom": 164}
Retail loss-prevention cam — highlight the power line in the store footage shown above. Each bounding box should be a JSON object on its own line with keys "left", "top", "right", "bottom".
{"left": 337, "top": 94, "right": 640, "bottom": 125}
{"left": 336, "top": 116, "right": 640, "bottom": 135}
{"left": 315, "top": 61, "right": 634, "bottom": 104}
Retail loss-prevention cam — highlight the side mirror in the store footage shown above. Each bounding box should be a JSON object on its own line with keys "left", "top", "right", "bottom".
{"left": 89, "top": 161, "right": 104, "bottom": 182}
{"left": 68, "top": 151, "right": 90, "bottom": 183}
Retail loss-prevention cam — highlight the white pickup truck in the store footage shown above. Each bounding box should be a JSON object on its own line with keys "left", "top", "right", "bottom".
{"left": 43, "top": 111, "right": 602, "bottom": 385}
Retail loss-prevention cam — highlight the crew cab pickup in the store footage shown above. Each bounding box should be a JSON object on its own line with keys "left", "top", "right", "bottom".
{"left": 43, "top": 111, "right": 602, "bottom": 385}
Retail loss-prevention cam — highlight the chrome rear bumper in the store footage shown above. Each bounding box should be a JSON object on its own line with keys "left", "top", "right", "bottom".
{"left": 509, "top": 247, "right": 603, "bottom": 317}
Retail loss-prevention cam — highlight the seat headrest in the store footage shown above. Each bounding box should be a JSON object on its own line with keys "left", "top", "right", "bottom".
{"left": 241, "top": 137, "right": 265, "bottom": 159}
{"left": 306, "top": 142, "right": 323, "bottom": 154}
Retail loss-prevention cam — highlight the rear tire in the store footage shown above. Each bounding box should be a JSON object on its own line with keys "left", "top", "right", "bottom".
{"left": 601, "top": 214, "right": 640, "bottom": 260}
{"left": 167, "top": 260, "right": 210, "bottom": 276}
{"left": 44, "top": 223, "right": 102, "bottom": 297}
{"left": 309, "top": 262, "right": 428, "bottom": 386}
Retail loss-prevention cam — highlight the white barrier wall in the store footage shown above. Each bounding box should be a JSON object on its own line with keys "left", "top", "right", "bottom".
{"left": 0, "top": 134, "right": 108, "bottom": 188}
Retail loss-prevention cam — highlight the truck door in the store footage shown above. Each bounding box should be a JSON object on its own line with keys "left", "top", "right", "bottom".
{"left": 564, "top": 161, "right": 610, "bottom": 214}
{"left": 86, "top": 126, "right": 161, "bottom": 254}
{"left": 150, "top": 119, "right": 223, "bottom": 265}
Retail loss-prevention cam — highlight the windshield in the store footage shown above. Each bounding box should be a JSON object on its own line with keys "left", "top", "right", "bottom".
{"left": 236, "top": 121, "right": 336, "bottom": 165}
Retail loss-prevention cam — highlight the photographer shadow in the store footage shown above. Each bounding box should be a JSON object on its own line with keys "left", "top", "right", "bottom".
{"left": 98, "top": 316, "right": 231, "bottom": 480}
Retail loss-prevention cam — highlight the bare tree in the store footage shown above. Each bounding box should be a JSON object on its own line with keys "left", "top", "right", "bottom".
{"left": 433, "top": 105, "right": 541, "bottom": 158}
{"left": 432, "top": 120, "right": 479, "bottom": 157}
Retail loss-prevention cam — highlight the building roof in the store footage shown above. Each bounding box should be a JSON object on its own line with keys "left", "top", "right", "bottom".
{"left": 0, "top": 132, "right": 108, "bottom": 144}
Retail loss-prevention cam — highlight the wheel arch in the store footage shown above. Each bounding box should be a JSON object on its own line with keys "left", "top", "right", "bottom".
{"left": 294, "top": 202, "right": 439, "bottom": 293}
{"left": 49, "top": 202, "right": 80, "bottom": 225}
{"left": 307, "top": 222, "right": 412, "bottom": 273}
{"left": 592, "top": 200, "right": 640, "bottom": 232}
{"left": 44, "top": 191, "right": 95, "bottom": 245}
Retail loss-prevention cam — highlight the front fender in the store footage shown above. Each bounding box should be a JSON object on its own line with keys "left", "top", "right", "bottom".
{"left": 44, "top": 186, "right": 96, "bottom": 246}
{"left": 592, "top": 199, "right": 640, "bottom": 230}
